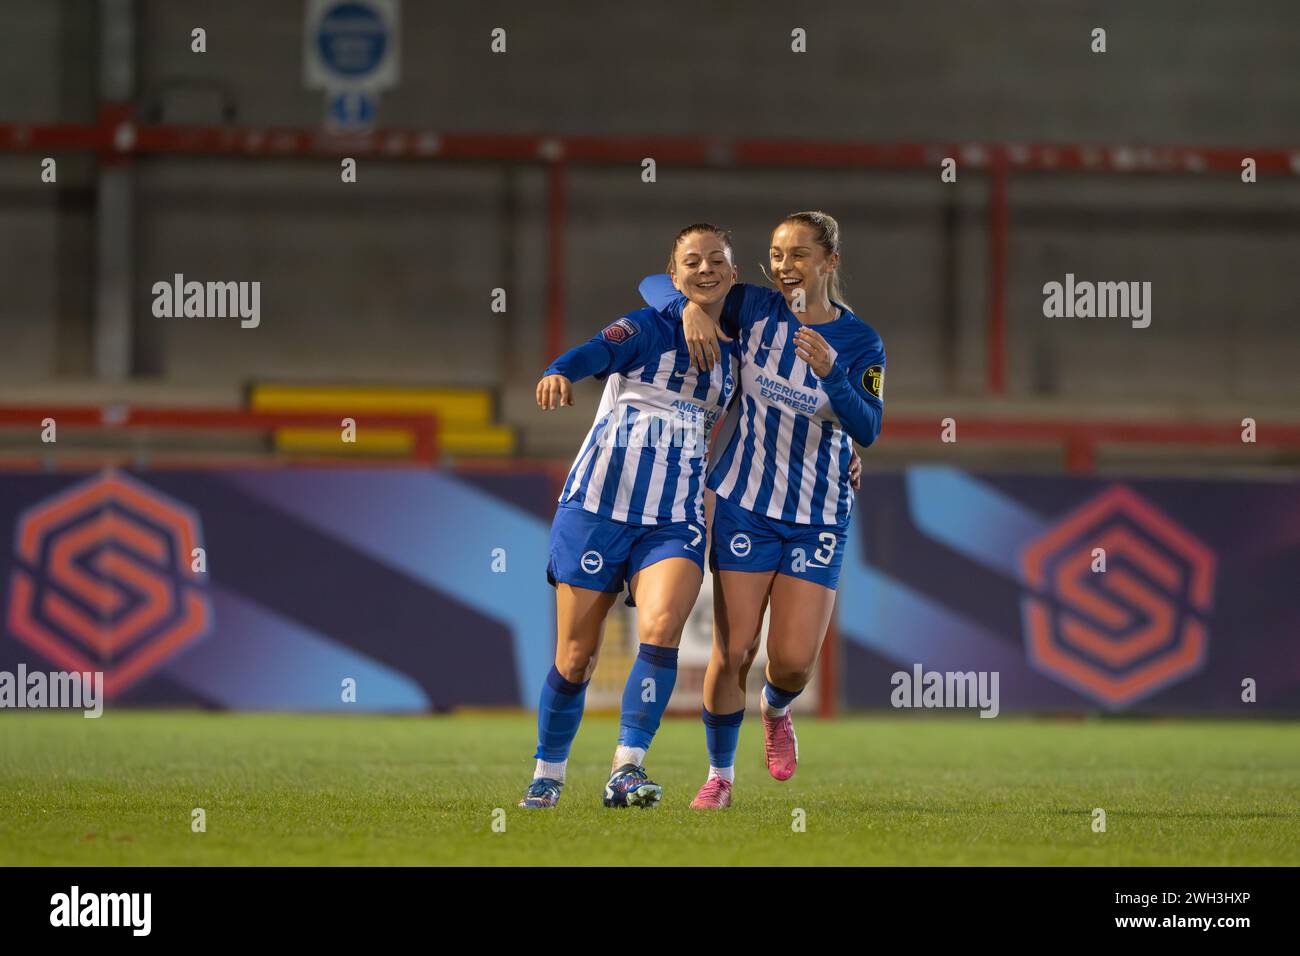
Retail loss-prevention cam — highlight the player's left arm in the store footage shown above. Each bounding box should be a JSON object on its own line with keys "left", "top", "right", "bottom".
{"left": 795, "top": 326, "right": 886, "bottom": 448}
{"left": 537, "top": 314, "right": 660, "bottom": 409}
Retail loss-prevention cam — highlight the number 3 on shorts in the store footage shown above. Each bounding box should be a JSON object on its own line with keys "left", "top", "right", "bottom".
{"left": 814, "top": 531, "right": 836, "bottom": 565}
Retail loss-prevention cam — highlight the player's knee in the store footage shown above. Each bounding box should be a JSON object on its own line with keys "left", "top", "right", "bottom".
{"left": 713, "top": 641, "right": 742, "bottom": 673}
{"left": 717, "top": 635, "right": 760, "bottom": 674}
{"left": 637, "top": 605, "right": 688, "bottom": 648}
{"left": 766, "top": 651, "right": 814, "bottom": 689}
{"left": 557, "top": 647, "right": 596, "bottom": 684}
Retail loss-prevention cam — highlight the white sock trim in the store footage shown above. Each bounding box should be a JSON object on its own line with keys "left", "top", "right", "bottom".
{"left": 707, "top": 765, "right": 735, "bottom": 783}
{"left": 535, "top": 759, "right": 567, "bottom": 782}
{"left": 612, "top": 745, "right": 647, "bottom": 770}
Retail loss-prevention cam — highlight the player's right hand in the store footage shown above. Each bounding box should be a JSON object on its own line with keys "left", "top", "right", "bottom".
{"left": 536, "top": 374, "right": 573, "bottom": 410}
{"left": 683, "top": 301, "right": 733, "bottom": 373}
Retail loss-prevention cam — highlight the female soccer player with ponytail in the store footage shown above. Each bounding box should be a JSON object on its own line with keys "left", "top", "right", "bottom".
{"left": 519, "top": 224, "right": 740, "bottom": 810}
{"left": 641, "top": 211, "right": 885, "bottom": 808}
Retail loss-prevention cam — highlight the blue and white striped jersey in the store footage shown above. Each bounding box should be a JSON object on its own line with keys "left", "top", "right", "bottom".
{"left": 545, "top": 308, "right": 738, "bottom": 526}
{"left": 638, "top": 278, "right": 886, "bottom": 526}
{"left": 706, "top": 285, "right": 885, "bottom": 525}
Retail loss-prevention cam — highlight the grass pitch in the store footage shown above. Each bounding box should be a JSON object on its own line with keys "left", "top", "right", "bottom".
{"left": 0, "top": 711, "right": 1296, "bottom": 866}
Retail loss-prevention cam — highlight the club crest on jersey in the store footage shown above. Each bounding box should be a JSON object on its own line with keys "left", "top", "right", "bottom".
{"left": 863, "top": 365, "right": 884, "bottom": 399}
{"left": 580, "top": 550, "right": 604, "bottom": 574}
{"left": 729, "top": 533, "right": 752, "bottom": 558}
{"left": 601, "top": 317, "right": 639, "bottom": 345}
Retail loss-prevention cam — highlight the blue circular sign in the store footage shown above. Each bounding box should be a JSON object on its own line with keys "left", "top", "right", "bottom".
{"left": 317, "top": 2, "right": 388, "bottom": 77}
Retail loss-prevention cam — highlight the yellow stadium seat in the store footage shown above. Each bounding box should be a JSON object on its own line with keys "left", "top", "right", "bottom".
{"left": 250, "top": 384, "right": 493, "bottom": 427}
{"left": 250, "top": 383, "right": 515, "bottom": 458}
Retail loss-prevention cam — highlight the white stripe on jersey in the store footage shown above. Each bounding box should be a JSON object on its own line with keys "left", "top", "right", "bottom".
{"left": 638, "top": 431, "right": 672, "bottom": 521}
{"left": 795, "top": 420, "right": 822, "bottom": 517}
{"left": 609, "top": 411, "right": 650, "bottom": 522}
{"left": 573, "top": 381, "right": 621, "bottom": 513}
{"left": 736, "top": 398, "right": 769, "bottom": 513}
{"left": 712, "top": 398, "right": 749, "bottom": 501}
{"left": 763, "top": 411, "right": 794, "bottom": 519}
{"left": 820, "top": 430, "right": 848, "bottom": 525}
{"left": 561, "top": 410, "right": 610, "bottom": 503}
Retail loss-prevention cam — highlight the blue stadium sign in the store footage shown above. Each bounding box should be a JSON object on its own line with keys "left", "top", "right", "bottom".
{"left": 304, "top": 0, "right": 400, "bottom": 91}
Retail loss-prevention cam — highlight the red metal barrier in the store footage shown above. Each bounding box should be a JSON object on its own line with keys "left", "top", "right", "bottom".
{"left": 986, "top": 157, "right": 1009, "bottom": 395}
{"left": 882, "top": 416, "right": 1300, "bottom": 473}
{"left": 0, "top": 405, "right": 440, "bottom": 467}
{"left": 545, "top": 160, "right": 567, "bottom": 362}
{"left": 2, "top": 403, "right": 1291, "bottom": 475}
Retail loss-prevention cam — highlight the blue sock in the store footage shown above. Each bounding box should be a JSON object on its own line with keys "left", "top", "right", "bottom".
{"left": 534, "top": 665, "right": 589, "bottom": 763}
{"left": 763, "top": 681, "right": 802, "bottom": 713}
{"left": 702, "top": 706, "right": 745, "bottom": 770}
{"left": 617, "top": 643, "right": 678, "bottom": 754}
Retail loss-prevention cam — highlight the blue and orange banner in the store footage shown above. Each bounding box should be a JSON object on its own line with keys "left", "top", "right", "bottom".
{"left": 0, "top": 466, "right": 1295, "bottom": 714}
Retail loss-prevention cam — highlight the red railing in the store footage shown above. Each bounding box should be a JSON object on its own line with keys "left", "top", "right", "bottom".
{"left": 2, "top": 403, "right": 1294, "bottom": 476}
{"left": 882, "top": 416, "right": 1300, "bottom": 472}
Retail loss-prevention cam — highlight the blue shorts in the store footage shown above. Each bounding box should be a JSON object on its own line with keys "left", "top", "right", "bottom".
{"left": 709, "top": 495, "right": 848, "bottom": 590}
{"left": 547, "top": 504, "right": 706, "bottom": 604}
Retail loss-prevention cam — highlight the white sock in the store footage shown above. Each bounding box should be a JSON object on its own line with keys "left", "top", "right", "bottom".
{"left": 612, "top": 745, "right": 646, "bottom": 770}
{"left": 707, "top": 765, "right": 734, "bottom": 783}
{"left": 535, "top": 759, "right": 567, "bottom": 782}
{"left": 761, "top": 695, "right": 790, "bottom": 719}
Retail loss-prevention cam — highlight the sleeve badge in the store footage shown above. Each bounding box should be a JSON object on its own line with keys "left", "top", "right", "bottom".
{"left": 862, "top": 364, "right": 885, "bottom": 400}
{"left": 601, "top": 317, "right": 640, "bottom": 344}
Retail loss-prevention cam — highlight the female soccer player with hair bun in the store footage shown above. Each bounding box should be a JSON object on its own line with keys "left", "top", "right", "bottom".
{"left": 519, "top": 224, "right": 740, "bottom": 810}
{"left": 641, "top": 210, "right": 886, "bottom": 808}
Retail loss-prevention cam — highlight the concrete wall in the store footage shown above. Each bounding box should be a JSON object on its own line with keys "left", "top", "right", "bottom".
{"left": 0, "top": 0, "right": 1296, "bottom": 406}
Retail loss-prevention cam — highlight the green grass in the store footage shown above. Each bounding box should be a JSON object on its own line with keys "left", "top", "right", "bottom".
{"left": 0, "top": 711, "right": 1297, "bottom": 866}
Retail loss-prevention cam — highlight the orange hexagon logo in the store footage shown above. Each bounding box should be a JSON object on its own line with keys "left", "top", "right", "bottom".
{"left": 7, "top": 470, "right": 213, "bottom": 698}
{"left": 1020, "top": 484, "right": 1215, "bottom": 709}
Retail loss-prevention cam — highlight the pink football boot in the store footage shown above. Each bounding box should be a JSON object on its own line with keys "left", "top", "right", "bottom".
{"left": 690, "top": 776, "right": 733, "bottom": 809}
{"left": 762, "top": 710, "right": 799, "bottom": 781}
